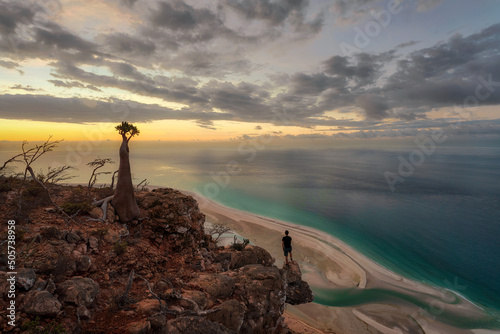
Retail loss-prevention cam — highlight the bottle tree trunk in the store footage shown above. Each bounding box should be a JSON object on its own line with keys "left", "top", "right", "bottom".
{"left": 111, "top": 134, "right": 140, "bottom": 223}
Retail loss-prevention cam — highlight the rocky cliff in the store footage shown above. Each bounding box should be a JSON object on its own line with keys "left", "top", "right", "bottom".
{"left": 0, "top": 185, "right": 313, "bottom": 333}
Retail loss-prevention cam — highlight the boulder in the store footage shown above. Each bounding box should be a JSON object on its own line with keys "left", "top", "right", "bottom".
{"left": 52, "top": 255, "right": 77, "bottom": 282}
{"left": 149, "top": 314, "right": 167, "bottom": 330}
{"left": 66, "top": 230, "right": 81, "bottom": 244}
{"left": 135, "top": 298, "right": 166, "bottom": 316}
{"left": 283, "top": 261, "right": 314, "bottom": 305}
{"left": 56, "top": 277, "right": 100, "bottom": 306}
{"left": 193, "top": 273, "right": 235, "bottom": 299}
{"left": 45, "top": 278, "right": 56, "bottom": 294}
{"left": 229, "top": 246, "right": 274, "bottom": 270}
{"left": 182, "top": 290, "right": 207, "bottom": 310}
{"left": 76, "top": 255, "right": 92, "bottom": 272}
{"left": 23, "top": 290, "right": 62, "bottom": 316}
{"left": 77, "top": 305, "right": 91, "bottom": 320}
{"left": 207, "top": 300, "right": 246, "bottom": 333}
{"left": 88, "top": 236, "right": 99, "bottom": 251}
{"left": 122, "top": 319, "right": 151, "bottom": 334}
{"left": 234, "top": 265, "right": 286, "bottom": 333}
{"left": 16, "top": 268, "right": 36, "bottom": 291}
{"left": 167, "top": 316, "right": 234, "bottom": 334}
{"left": 214, "top": 252, "right": 232, "bottom": 271}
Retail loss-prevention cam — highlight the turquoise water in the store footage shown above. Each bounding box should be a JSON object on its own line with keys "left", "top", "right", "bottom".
{"left": 2, "top": 139, "right": 500, "bottom": 328}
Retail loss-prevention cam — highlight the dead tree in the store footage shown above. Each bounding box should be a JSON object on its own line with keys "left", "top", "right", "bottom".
{"left": 13, "top": 137, "right": 74, "bottom": 222}
{"left": 87, "top": 157, "right": 114, "bottom": 194}
{"left": 43, "top": 165, "right": 75, "bottom": 184}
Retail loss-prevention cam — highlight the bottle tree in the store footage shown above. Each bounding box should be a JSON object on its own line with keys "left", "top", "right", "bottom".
{"left": 111, "top": 121, "right": 140, "bottom": 223}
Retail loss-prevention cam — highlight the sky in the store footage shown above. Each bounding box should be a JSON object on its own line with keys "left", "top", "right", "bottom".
{"left": 0, "top": 0, "right": 499, "bottom": 142}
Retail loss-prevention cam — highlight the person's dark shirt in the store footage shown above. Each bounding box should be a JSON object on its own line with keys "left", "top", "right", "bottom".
{"left": 282, "top": 235, "right": 292, "bottom": 248}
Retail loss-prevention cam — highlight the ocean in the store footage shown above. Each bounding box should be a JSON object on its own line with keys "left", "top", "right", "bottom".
{"left": 1, "top": 137, "right": 500, "bottom": 327}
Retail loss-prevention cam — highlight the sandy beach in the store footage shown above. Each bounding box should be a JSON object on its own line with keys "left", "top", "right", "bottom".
{"left": 183, "top": 190, "right": 500, "bottom": 334}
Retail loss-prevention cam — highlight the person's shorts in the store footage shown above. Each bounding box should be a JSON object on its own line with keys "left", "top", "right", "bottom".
{"left": 284, "top": 247, "right": 292, "bottom": 256}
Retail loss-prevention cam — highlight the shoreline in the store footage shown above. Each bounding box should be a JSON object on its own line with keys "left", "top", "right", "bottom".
{"left": 182, "top": 189, "right": 500, "bottom": 334}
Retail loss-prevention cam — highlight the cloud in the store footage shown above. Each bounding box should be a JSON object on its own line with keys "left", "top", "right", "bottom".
{"left": 99, "top": 32, "right": 156, "bottom": 57}
{"left": 35, "top": 22, "right": 96, "bottom": 52}
{"left": 9, "top": 84, "right": 43, "bottom": 92}
{"left": 355, "top": 94, "right": 391, "bottom": 120}
{"left": 0, "top": 2, "right": 35, "bottom": 35}
{"left": 0, "top": 59, "right": 20, "bottom": 69}
{"left": 0, "top": 1, "right": 499, "bottom": 139}
{"left": 48, "top": 80, "right": 102, "bottom": 92}
{"left": 0, "top": 94, "right": 224, "bottom": 124}
{"left": 416, "top": 0, "right": 443, "bottom": 12}
{"left": 225, "top": 0, "right": 323, "bottom": 34}
{"left": 323, "top": 52, "right": 394, "bottom": 87}
{"left": 152, "top": 1, "right": 219, "bottom": 32}
{"left": 395, "top": 40, "right": 421, "bottom": 49}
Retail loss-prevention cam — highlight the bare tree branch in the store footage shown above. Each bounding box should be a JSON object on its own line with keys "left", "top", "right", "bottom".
{"left": 136, "top": 178, "right": 149, "bottom": 191}
{"left": 207, "top": 222, "right": 231, "bottom": 244}
{"left": 87, "top": 157, "right": 114, "bottom": 194}
{"left": 110, "top": 169, "right": 119, "bottom": 190}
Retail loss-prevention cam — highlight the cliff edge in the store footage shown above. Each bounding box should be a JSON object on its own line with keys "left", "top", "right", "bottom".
{"left": 0, "top": 185, "right": 313, "bottom": 333}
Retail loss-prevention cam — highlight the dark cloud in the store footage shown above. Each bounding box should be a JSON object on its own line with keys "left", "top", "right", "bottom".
{"left": 324, "top": 52, "right": 394, "bottom": 87}
{"left": 0, "top": 1, "right": 499, "bottom": 138}
{"left": 0, "top": 2, "right": 35, "bottom": 35}
{"left": 203, "top": 81, "right": 273, "bottom": 119}
{"left": 100, "top": 33, "right": 156, "bottom": 57}
{"left": 381, "top": 24, "right": 500, "bottom": 114}
{"left": 355, "top": 94, "right": 391, "bottom": 120}
{"left": 9, "top": 84, "right": 42, "bottom": 92}
{"left": 289, "top": 73, "right": 346, "bottom": 95}
{"left": 196, "top": 119, "right": 217, "bottom": 130}
{"left": 0, "top": 94, "right": 224, "bottom": 124}
{"left": 51, "top": 61, "right": 208, "bottom": 105}
{"left": 395, "top": 40, "right": 421, "bottom": 49}
{"left": 48, "top": 80, "right": 103, "bottom": 92}
{"left": 35, "top": 22, "right": 96, "bottom": 53}
{"left": 0, "top": 59, "right": 20, "bottom": 69}
{"left": 225, "top": 0, "right": 323, "bottom": 34}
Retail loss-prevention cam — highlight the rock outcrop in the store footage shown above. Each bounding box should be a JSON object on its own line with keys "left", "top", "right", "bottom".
{"left": 283, "top": 261, "right": 314, "bottom": 305}
{"left": 0, "top": 187, "right": 313, "bottom": 333}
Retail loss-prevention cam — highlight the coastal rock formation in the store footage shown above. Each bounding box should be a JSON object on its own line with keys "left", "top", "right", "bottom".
{"left": 283, "top": 261, "right": 314, "bottom": 305}
{"left": 0, "top": 186, "right": 313, "bottom": 333}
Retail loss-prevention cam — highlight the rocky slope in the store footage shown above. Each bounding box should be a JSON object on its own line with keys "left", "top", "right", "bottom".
{"left": 0, "top": 183, "right": 313, "bottom": 333}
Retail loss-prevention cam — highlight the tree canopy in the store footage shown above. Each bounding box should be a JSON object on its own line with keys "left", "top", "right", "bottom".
{"left": 115, "top": 121, "right": 140, "bottom": 141}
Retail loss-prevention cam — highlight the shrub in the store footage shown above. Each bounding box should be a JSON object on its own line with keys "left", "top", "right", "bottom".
{"left": 231, "top": 238, "right": 250, "bottom": 251}
{"left": 113, "top": 241, "right": 128, "bottom": 255}
{"left": 60, "top": 201, "right": 92, "bottom": 216}
{"left": 91, "top": 228, "right": 108, "bottom": 239}
{"left": 41, "top": 226, "right": 63, "bottom": 240}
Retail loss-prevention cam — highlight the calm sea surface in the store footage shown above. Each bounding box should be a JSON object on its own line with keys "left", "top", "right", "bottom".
{"left": 2, "top": 138, "right": 500, "bottom": 327}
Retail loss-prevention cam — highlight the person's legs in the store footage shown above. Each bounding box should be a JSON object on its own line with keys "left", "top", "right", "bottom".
{"left": 289, "top": 251, "right": 293, "bottom": 262}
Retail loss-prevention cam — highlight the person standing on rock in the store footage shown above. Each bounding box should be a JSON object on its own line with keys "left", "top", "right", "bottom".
{"left": 282, "top": 230, "right": 293, "bottom": 265}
